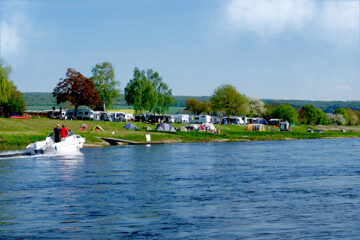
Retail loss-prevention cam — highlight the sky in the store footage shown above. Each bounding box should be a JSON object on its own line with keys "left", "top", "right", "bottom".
{"left": 0, "top": 0, "right": 359, "bottom": 100}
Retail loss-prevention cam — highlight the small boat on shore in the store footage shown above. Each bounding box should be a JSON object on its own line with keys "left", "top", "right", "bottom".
{"left": 26, "top": 132, "right": 85, "bottom": 154}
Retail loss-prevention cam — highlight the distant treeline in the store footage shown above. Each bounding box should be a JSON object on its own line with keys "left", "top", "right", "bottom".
{"left": 24, "top": 92, "right": 360, "bottom": 113}
{"left": 262, "top": 99, "right": 360, "bottom": 113}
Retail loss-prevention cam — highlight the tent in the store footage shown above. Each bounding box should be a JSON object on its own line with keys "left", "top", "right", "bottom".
{"left": 92, "top": 125, "right": 103, "bottom": 132}
{"left": 245, "top": 124, "right": 265, "bottom": 131}
{"left": 185, "top": 124, "right": 200, "bottom": 131}
{"left": 156, "top": 123, "right": 176, "bottom": 132}
{"left": 177, "top": 127, "right": 188, "bottom": 132}
{"left": 124, "top": 123, "right": 138, "bottom": 130}
{"left": 143, "top": 126, "right": 152, "bottom": 131}
{"left": 201, "top": 123, "right": 216, "bottom": 131}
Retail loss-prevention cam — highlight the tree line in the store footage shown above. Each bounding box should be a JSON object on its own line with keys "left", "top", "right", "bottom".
{"left": 184, "top": 84, "right": 360, "bottom": 126}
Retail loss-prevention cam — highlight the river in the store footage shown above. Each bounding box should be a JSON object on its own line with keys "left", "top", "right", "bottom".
{"left": 1, "top": 139, "right": 360, "bottom": 239}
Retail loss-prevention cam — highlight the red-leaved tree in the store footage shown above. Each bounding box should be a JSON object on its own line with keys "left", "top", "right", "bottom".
{"left": 53, "top": 68, "right": 100, "bottom": 117}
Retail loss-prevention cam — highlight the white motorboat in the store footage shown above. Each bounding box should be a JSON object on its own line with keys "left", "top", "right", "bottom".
{"left": 26, "top": 132, "right": 85, "bottom": 154}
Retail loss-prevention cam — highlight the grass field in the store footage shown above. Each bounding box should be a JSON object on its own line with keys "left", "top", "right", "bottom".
{"left": 1, "top": 117, "right": 360, "bottom": 150}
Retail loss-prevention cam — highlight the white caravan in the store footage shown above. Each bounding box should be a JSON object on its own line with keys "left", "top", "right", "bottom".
{"left": 191, "top": 115, "right": 212, "bottom": 124}
{"left": 174, "top": 114, "right": 189, "bottom": 123}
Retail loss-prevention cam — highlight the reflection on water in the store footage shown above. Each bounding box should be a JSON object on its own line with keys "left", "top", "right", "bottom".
{"left": 0, "top": 139, "right": 360, "bottom": 239}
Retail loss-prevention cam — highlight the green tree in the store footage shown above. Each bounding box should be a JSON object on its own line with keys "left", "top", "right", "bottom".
{"left": 147, "top": 69, "right": 174, "bottom": 114}
{"left": 185, "top": 98, "right": 211, "bottom": 115}
{"left": 272, "top": 104, "right": 298, "bottom": 123}
{"left": 0, "top": 60, "right": 12, "bottom": 105}
{"left": 263, "top": 104, "right": 274, "bottom": 121}
{"left": 124, "top": 68, "right": 174, "bottom": 114}
{"left": 53, "top": 68, "right": 100, "bottom": 117}
{"left": 125, "top": 68, "right": 154, "bottom": 113}
{"left": 316, "top": 109, "right": 328, "bottom": 125}
{"left": 91, "top": 62, "right": 120, "bottom": 111}
{"left": 210, "top": 84, "right": 248, "bottom": 117}
{"left": 334, "top": 108, "right": 349, "bottom": 125}
{"left": 2, "top": 82, "right": 26, "bottom": 114}
{"left": 345, "top": 108, "right": 358, "bottom": 125}
{"left": 298, "top": 104, "right": 318, "bottom": 125}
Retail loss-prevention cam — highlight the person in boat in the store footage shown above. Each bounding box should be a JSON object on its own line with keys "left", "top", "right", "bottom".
{"left": 60, "top": 124, "right": 69, "bottom": 141}
{"left": 54, "top": 124, "right": 61, "bottom": 143}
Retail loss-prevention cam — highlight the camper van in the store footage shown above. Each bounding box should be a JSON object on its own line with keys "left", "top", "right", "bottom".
{"left": 65, "top": 110, "right": 74, "bottom": 120}
{"left": 76, "top": 109, "right": 95, "bottom": 120}
{"left": 269, "top": 119, "right": 282, "bottom": 126}
{"left": 164, "top": 115, "right": 175, "bottom": 123}
{"left": 247, "top": 117, "right": 268, "bottom": 125}
{"left": 174, "top": 114, "right": 190, "bottom": 123}
{"left": 114, "top": 112, "right": 134, "bottom": 122}
{"left": 228, "top": 117, "right": 245, "bottom": 125}
{"left": 191, "top": 115, "right": 212, "bottom": 124}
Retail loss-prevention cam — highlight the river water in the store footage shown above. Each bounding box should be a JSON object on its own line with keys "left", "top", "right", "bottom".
{"left": 0, "top": 139, "right": 360, "bottom": 239}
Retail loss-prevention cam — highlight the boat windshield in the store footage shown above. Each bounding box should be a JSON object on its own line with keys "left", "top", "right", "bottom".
{"left": 67, "top": 131, "right": 75, "bottom": 137}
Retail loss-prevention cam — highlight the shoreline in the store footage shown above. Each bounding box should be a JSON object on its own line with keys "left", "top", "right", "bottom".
{"left": 2, "top": 118, "right": 360, "bottom": 151}
{"left": 81, "top": 135, "right": 360, "bottom": 149}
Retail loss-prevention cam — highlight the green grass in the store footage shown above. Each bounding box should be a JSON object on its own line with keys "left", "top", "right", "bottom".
{"left": 1, "top": 117, "right": 360, "bottom": 150}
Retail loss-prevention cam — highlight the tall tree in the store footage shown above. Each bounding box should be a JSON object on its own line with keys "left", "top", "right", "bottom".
{"left": 91, "top": 62, "right": 120, "bottom": 111}
{"left": 146, "top": 69, "right": 174, "bottom": 114}
{"left": 124, "top": 68, "right": 152, "bottom": 113}
{"left": 334, "top": 108, "right": 349, "bottom": 125}
{"left": 248, "top": 97, "right": 266, "bottom": 117}
{"left": 2, "top": 82, "right": 26, "bottom": 114}
{"left": 53, "top": 68, "right": 100, "bottom": 117}
{"left": 272, "top": 104, "right": 298, "bottom": 123}
{"left": 124, "top": 68, "right": 174, "bottom": 113}
{"left": 298, "top": 104, "right": 318, "bottom": 125}
{"left": 345, "top": 108, "right": 358, "bottom": 125}
{"left": 316, "top": 109, "right": 328, "bottom": 125}
{"left": 0, "top": 60, "right": 12, "bottom": 105}
{"left": 185, "top": 98, "right": 212, "bottom": 115}
{"left": 210, "top": 84, "right": 248, "bottom": 117}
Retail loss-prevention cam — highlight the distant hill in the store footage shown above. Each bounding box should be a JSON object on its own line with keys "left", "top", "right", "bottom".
{"left": 24, "top": 92, "right": 360, "bottom": 113}
{"left": 262, "top": 99, "right": 360, "bottom": 113}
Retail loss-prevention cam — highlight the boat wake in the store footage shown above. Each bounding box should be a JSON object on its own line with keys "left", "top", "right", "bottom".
{"left": 0, "top": 149, "right": 83, "bottom": 159}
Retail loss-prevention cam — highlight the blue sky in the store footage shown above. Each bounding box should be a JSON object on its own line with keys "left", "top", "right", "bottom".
{"left": 1, "top": 0, "right": 359, "bottom": 100}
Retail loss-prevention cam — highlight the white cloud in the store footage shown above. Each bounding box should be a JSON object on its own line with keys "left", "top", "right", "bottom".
{"left": 226, "top": 0, "right": 315, "bottom": 36}
{"left": 223, "top": 0, "right": 360, "bottom": 47}
{"left": 339, "top": 85, "right": 352, "bottom": 91}
{"left": 1, "top": 20, "right": 21, "bottom": 57}
{"left": 0, "top": 1, "right": 34, "bottom": 59}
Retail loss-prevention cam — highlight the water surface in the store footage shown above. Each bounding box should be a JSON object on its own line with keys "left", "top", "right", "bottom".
{"left": 1, "top": 139, "right": 360, "bottom": 239}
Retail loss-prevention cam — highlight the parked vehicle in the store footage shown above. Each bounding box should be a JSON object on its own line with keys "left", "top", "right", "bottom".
{"left": 269, "top": 119, "right": 282, "bottom": 126}
{"left": 174, "top": 114, "right": 190, "bottom": 123}
{"left": 191, "top": 115, "right": 212, "bottom": 124}
{"left": 114, "top": 112, "right": 134, "bottom": 122}
{"left": 226, "top": 117, "right": 245, "bottom": 125}
{"left": 76, "top": 109, "right": 95, "bottom": 120}
{"left": 281, "top": 121, "right": 290, "bottom": 131}
{"left": 65, "top": 110, "right": 75, "bottom": 120}
{"left": 164, "top": 115, "right": 175, "bottom": 123}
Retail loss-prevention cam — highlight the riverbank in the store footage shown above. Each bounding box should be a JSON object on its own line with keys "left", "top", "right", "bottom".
{"left": 1, "top": 118, "right": 360, "bottom": 150}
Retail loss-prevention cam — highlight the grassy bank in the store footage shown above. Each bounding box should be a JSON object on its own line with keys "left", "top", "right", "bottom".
{"left": 1, "top": 118, "right": 360, "bottom": 150}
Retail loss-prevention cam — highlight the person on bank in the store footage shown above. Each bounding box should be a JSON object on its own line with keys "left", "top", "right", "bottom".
{"left": 54, "top": 124, "right": 61, "bottom": 143}
{"left": 60, "top": 124, "right": 69, "bottom": 141}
